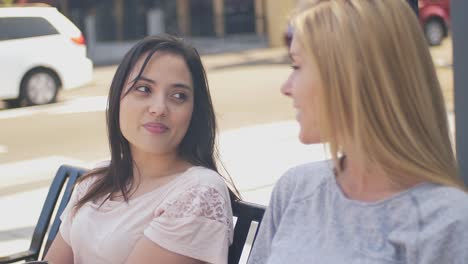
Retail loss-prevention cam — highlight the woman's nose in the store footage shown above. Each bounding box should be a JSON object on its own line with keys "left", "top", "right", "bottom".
{"left": 148, "top": 98, "right": 168, "bottom": 117}
{"left": 281, "top": 78, "right": 292, "bottom": 97}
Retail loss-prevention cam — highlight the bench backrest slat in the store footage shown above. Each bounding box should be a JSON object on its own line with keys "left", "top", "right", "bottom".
{"left": 29, "top": 165, "right": 86, "bottom": 260}
{"left": 229, "top": 200, "right": 266, "bottom": 264}
{"left": 43, "top": 166, "right": 85, "bottom": 254}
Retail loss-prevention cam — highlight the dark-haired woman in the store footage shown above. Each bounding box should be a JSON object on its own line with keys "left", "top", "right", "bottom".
{"left": 45, "top": 35, "right": 238, "bottom": 264}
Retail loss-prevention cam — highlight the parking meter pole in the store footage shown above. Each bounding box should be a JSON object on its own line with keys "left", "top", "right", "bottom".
{"left": 453, "top": 0, "right": 468, "bottom": 186}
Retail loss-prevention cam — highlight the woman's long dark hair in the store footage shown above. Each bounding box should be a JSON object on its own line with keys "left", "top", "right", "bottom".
{"left": 76, "top": 35, "right": 239, "bottom": 211}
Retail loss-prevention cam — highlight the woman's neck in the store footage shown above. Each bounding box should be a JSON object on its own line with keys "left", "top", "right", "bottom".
{"left": 336, "top": 152, "right": 419, "bottom": 202}
{"left": 130, "top": 149, "right": 191, "bottom": 183}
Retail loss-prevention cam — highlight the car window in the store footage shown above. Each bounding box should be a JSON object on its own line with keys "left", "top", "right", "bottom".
{"left": 0, "top": 17, "right": 59, "bottom": 41}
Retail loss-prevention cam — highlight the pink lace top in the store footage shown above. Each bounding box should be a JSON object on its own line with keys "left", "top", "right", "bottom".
{"left": 59, "top": 166, "right": 233, "bottom": 264}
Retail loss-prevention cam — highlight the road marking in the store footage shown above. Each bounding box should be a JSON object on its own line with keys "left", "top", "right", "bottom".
{"left": 47, "top": 96, "right": 107, "bottom": 114}
{"left": 218, "top": 120, "right": 329, "bottom": 192}
{"left": 0, "top": 108, "right": 37, "bottom": 120}
{"left": 0, "top": 121, "right": 325, "bottom": 197}
{"left": 0, "top": 117, "right": 457, "bottom": 251}
{"left": 0, "top": 156, "right": 94, "bottom": 190}
{"left": 0, "top": 113, "right": 457, "bottom": 197}
{"left": 0, "top": 96, "right": 108, "bottom": 120}
{"left": 0, "top": 145, "right": 7, "bottom": 153}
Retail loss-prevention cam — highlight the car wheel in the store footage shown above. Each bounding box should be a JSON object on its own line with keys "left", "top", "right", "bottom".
{"left": 424, "top": 18, "right": 445, "bottom": 46}
{"left": 21, "top": 69, "right": 59, "bottom": 106}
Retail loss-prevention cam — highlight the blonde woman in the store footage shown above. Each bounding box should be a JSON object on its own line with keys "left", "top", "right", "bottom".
{"left": 248, "top": 0, "right": 468, "bottom": 263}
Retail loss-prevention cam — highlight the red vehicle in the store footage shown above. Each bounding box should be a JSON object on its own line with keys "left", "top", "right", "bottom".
{"left": 284, "top": 1, "right": 450, "bottom": 48}
{"left": 419, "top": 0, "right": 450, "bottom": 46}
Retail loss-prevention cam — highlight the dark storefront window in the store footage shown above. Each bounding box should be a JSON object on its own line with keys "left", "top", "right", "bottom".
{"left": 225, "top": 0, "right": 255, "bottom": 34}
{"left": 190, "top": 0, "right": 215, "bottom": 37}
{"left": 95, "top": 0, "right": 148, "bottom": 42}
{"left": 123, "top": 0, "right": 147, "bottom": 40}
{"left": 149, "top": 0, "right": 178, "bottom": 36}
{"left": 160, "top": 0, "right": 178, "bottom": 35}
{"left": 95, "top": 0, "right": 117, "bottom": 41}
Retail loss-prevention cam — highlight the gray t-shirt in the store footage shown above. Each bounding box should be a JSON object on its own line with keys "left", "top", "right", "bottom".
{"left": 248, "top": 161, "right": 468, "bottom": 264}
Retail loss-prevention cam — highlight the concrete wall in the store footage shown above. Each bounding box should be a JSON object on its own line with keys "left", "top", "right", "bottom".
{"left": 84, "top": 10, "right": 164, "bottom": 65}
{"left": 84, "top": 15, "right": 136, "bottom": 65}
{"left": 82, "top": 0, "right": 277, "bottom": 64}
{"left": 265, "top": 0, "right": 295, "bottom": 47}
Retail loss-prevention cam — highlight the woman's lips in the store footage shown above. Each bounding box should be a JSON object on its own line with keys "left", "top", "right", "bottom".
{"left": 143, "top": 122, "right": 169, "bottom": 134}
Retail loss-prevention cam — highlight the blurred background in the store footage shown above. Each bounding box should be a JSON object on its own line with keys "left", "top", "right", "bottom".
{"left": 8, "top": 0, "right": 292, "bottom": 64}
{"left": 0, "top": 0, "right": 459, "bottom": 262}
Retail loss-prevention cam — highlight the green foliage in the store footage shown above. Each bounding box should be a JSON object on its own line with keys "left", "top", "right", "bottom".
{"left": 1, "top": 0, "right": 15, "bottom": 6}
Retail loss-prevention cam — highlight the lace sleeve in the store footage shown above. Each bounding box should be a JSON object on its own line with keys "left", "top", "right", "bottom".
{"left": 159, "top": 185, "right": 232, "bottom": 230}
{"left": 144, "top": 184, "right": 233, "bottom": 264}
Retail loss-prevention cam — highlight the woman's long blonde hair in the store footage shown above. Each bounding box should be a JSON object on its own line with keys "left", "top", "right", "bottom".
{"left": 291, "top": 0, "right": 464, "bottom": 189}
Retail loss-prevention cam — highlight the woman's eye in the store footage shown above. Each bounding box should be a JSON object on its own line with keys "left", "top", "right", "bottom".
{"left": 135, "top": 86, "right": 150, "bottom": 93}
{"left": 172, "top": 92, "right": 187, "bottom": 101}
{"left": 291, "top": 65, "right": 300, "bottom": 70}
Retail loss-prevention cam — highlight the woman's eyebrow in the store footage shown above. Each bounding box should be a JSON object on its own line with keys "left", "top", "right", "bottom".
{"left": 129, "top": 75, "right": 156, "bottom": 84}
{"left": 171, "top": 83, "right": 193, "bottom": 91}
{"left": 128, "top": 76, "right": 193, "bottom": 91}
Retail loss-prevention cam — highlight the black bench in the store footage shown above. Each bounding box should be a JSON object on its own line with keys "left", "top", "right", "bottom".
{"left": 0, "top": 165, "right": 266, "bottom": 264}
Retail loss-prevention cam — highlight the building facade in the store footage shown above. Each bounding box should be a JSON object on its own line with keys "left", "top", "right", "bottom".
{"left": 14, "top": 0, "right": 295, "bottom": 63}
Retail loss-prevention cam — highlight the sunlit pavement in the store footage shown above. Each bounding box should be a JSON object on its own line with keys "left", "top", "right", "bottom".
{"left": 0, "top": 119, "right": 328, "bottom": 260}
{"left": 0, "top": 112, "right": 455, "bottom": 261}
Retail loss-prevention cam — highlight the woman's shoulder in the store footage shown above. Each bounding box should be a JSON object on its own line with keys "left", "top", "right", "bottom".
{"left": 404, "top": 184, "right": 468, "bottom": 248}
{"left": 168, "top": 166, "right": 231, "bottom": 202}
{"left": 78, "top": 160, "right": 108, "bottom": 185}
{"left": 159, "top": 166, "right": 233, "bottom": 223}
{"left": 183, "top": 166, "right": 227, "bottom": 190}
{"left": 272, "top": 160, "right": 335, "bottom": 203}
{"left": 412, "top": 184, "right": 468, "bottom": 224}
{"left": 75, "top": 161, "right": 108, "bottom": 196}
{"left": 278, "top": 160, "right": 334, "bottom": 191}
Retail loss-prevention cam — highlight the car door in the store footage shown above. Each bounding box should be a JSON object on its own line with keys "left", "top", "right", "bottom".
{"left": 0, "top": 16, "right": 61, "bottom": 100}
{"left": 0, "top": 17, "right": 26, "bottom": 100}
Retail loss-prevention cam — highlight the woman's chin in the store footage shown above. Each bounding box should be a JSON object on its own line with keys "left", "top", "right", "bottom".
{"left": 299, "top": 130, "right": 321, "bottom": 145}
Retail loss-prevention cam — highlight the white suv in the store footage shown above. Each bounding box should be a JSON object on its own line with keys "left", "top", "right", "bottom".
{"left": 0, "top": 5, "right": 93, "bottom": 107}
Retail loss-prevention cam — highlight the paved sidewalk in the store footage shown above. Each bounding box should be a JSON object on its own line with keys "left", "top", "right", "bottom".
{"left": 0, "top": 112, "right": 456, "bottom": 261}
{"left": 0, "top": 120, "right": 328, "bottom": 261}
